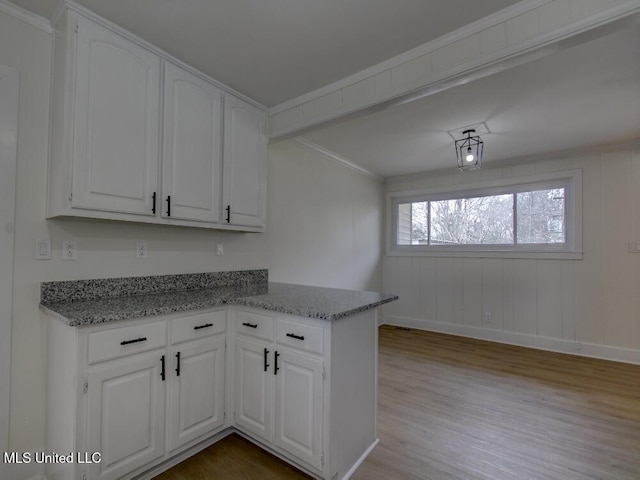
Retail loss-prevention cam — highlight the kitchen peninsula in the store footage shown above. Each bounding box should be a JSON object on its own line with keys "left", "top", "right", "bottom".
{"left": 41, "top": 270, "right": 397, "bottom": 480}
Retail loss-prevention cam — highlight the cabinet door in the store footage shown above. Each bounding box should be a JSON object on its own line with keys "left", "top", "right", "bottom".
{"left": 167, "top": 336, "right": 225, "bottom": 451}
{"left": 72, "top": 16, "right": 160, "bottom": 216}
{"left": 274, "top": 349, "right": 324, "bottom": 471}
{"left": 86, "top": 351, "right": 165, "bottom": 480}
{"left": 162, "top": 62, "right": 222, "bottom": 222}
{"left": 234, "top": 337, "right": 272, "bottom": 442}
{"left": 222, "top": 95, "right": 267, "bottom": 228}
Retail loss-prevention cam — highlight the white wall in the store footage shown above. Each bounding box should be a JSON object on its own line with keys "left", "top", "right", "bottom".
{"left": 0, "top": 11, "right": 383, "bottom": 479}
{"left": 0, "top": 11, "right": 52, "bottom": 480}
{"left": 266, "top": 141, "right": 383, "bottom": 290}
{"left": 383, "top": 146, "right": 640, "bottom": 364}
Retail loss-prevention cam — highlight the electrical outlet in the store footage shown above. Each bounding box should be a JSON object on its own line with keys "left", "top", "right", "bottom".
{"left": 484, "top": 312, "right": 493, "bottom": 326}
{"left": 136, "top": 240, "right": 148, "bottom": 258}
{"left": 216, "top": 242, "right": 224, "bottom": 256}
{"left": 62, "top": 240, "right": 76, "bottom": 261}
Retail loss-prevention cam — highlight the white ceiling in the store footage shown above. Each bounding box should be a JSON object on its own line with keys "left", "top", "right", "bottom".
{"left": 8, "top": 0, "right": 520, "bottom": 107}
{"left": 6, "top": 0, "right": 640, "bottom": 177}
{"left": 301, "top": 27, "right": 640, "bottom": 177}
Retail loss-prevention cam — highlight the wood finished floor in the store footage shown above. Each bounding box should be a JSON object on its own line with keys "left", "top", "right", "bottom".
{"left": 155, "top": 326, "right": 640, "bottom": 480}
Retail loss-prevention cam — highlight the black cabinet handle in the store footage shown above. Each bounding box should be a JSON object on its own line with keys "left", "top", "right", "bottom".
{"left": 152, "top": 192, "right": 156, "bottom": 214}
{"left": 175, "top": 352, "right": 181, "bottom": 377}
{"left": 120, "top": 337, "right": 147, "bottom": 346}
{"left": 242, "top": 322, "right": 258, "bottom": 329}
{"left": 274, "top": 351, "right": 280, "bottom": 375}
{"left": 166, "top": 195, "right": 171, "bottom": 216}
{"left": 160, "top": 355, "right": 165, "bottom": 381}
{"left": 286, "top": 333, "right": 305, "bottom": 341}
{"left": 225, "top": 205, "right": 231, "bottom": 223}
{"left": 193, "top": 323, "right": 213, "bottom": 331}
{"left": 264, "top": 348, "right": 270, "bottom": 372}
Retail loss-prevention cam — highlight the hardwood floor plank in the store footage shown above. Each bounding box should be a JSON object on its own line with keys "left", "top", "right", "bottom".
{"left": 354, "top": 326, "right": 640, "bottom": 480}
{"left": 156, "top": 326, "right": 640, "bottom": 480}
{"left": 153, "top": 433, "right": 313, "bottom": 480}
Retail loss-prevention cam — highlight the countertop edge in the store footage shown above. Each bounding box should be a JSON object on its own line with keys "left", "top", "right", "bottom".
{"left": 40, "top": 299, "right": 231, "bottom": 327}
{"left": 40, "top": 286, "right": 399, "bottom": 327}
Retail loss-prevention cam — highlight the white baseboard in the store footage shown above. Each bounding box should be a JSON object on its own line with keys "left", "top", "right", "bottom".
{"left": 341, "top": 438, "right": 379, "bottom": 480}
{"left": 382, "top": 315, "right": 640, "bottom": 365}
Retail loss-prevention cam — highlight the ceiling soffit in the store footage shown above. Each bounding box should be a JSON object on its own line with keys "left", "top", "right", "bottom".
{"left": 268, "top": 0, "right": 640, "bottom": 139}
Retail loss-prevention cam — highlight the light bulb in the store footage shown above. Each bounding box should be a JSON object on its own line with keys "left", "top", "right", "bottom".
{"left": 465, "top": 147, "right": 474, "bottom": 163}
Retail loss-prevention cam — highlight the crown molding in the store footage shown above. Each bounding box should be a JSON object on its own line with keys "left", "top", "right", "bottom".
{"left": 292, "top": 137, "right": 381, "bottom": 181}
{"left": 269, "top": 0, "right": 552, "bottom": 115}
{"left": 0, "top": 0, "right": 52, "bottom": 33}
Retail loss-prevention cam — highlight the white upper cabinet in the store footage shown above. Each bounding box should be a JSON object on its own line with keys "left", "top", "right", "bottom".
{"left": 48, "top": 7, "right": 267, "bottom": 231}
{"left": 223, "top": 95, "right": 267, "bottom": 229}
{"left": 162, "top": 62, "right": 222, "bottom": 223}
{"left": 72, "top": 15, "right": 160, "bottom": 216}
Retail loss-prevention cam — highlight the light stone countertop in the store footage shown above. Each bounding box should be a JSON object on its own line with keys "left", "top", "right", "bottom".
{"left": 40, "top": 282, "right": 398, "bottom": 327}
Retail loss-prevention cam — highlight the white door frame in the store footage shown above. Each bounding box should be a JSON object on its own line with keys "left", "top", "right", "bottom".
{"left": 0, "top": 64, "right": 19, "bottom": 471}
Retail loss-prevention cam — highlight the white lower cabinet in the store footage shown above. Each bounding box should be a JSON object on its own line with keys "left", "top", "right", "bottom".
{"left": 86, "top": 351, "right": 166, "bottom": 480}
{"left": 167, "top": 335, "right": 226, "bottom": 451}
{"left": 234, "top": 308, "right": 326, "bottom": 474}
{"left": 46, "top": 308, "right": 228, "bottom": 480}
{"left": 46, "top": 305, "right": 377, "bottom": 480}
{"left": 273, "top": 349, "right": 324, "bottom": 471}
{"left": 234, "top": 336, "right": 273, "bottom": 442}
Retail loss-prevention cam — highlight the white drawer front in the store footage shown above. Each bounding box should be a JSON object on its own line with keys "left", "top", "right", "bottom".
{"left": 235, "top": 309, "right": 274, "bottom": 341}
{"left": 276, "top": 319, "right": 324, "bottom": 355}
{"left": 88, "top": 321, "right": 167, "bottom": 364}
{"left": 171, "top": 310, "right": 226, "bottom": 344}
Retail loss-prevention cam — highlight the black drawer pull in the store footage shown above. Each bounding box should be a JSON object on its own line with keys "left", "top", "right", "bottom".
{"left": 175, "top": 351, "right": 181, "bottom": 377}
{"left": 160, "top": 355, "right": 165, "bottom": 381}
{"left": 242, "top": 322, "right": 258, "bottom": 329}
{"left": 274, "top": 351, "right": 280, "bottom": 375}
{"left": 194, "top": 323, "right": 213, "bottom": 331}
{"left": 120, "top": 337, "right": 147, "bottom": 346}
{"left": 226, "top": 205, "right": 231, "bottom": 223}
{"left": 264, "top": 348, "right": 270, "bottom": 372}
{"left": 286, "top": 333, "right": 305, "bottom": 341}
{"left": 151, "top": 191, "right": 157, "bottom": 214}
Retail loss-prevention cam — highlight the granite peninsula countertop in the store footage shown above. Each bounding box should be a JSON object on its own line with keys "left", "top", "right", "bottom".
{"left": 40, "top": 278, "right": 398, "bottom": 327}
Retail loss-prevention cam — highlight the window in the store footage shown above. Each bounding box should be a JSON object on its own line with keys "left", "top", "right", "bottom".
{"left": 388, "top": 170, "right": 582, "bottom": 258}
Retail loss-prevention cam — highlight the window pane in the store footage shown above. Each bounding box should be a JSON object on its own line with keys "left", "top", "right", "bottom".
{"left": 411, "top": 202, "right": 429, "bottom": 244}
{"left": 397, "top": 202, "right": 428, "bottom": 245}
{"left": 430, "top": 195, "right": 513, "bottom": 245}
{"left": 516, "top": 188, "right": 565, "bottom": 244}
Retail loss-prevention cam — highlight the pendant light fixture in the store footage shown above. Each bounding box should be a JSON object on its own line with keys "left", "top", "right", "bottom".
{"left": 455, "top": 129, "right": 483, "bottom": 171}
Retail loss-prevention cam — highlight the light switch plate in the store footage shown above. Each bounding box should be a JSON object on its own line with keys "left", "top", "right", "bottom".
{"left": 628, "top": 242, "right": 640, "bottom": 253}
{"left": 216, "top": 242, "right": 224, "bottom": 256}
{"left": 35, "top": 238, "right": 51, "bottom": 260}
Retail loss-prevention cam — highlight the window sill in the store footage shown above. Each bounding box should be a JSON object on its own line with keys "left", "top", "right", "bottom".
{"left": 385, "top": 248, "right": 583, "bottom": 260}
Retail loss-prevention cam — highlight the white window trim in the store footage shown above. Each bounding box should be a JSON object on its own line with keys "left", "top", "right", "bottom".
{"left": 386, "top": 169, "right": 583, "bottom": 259}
